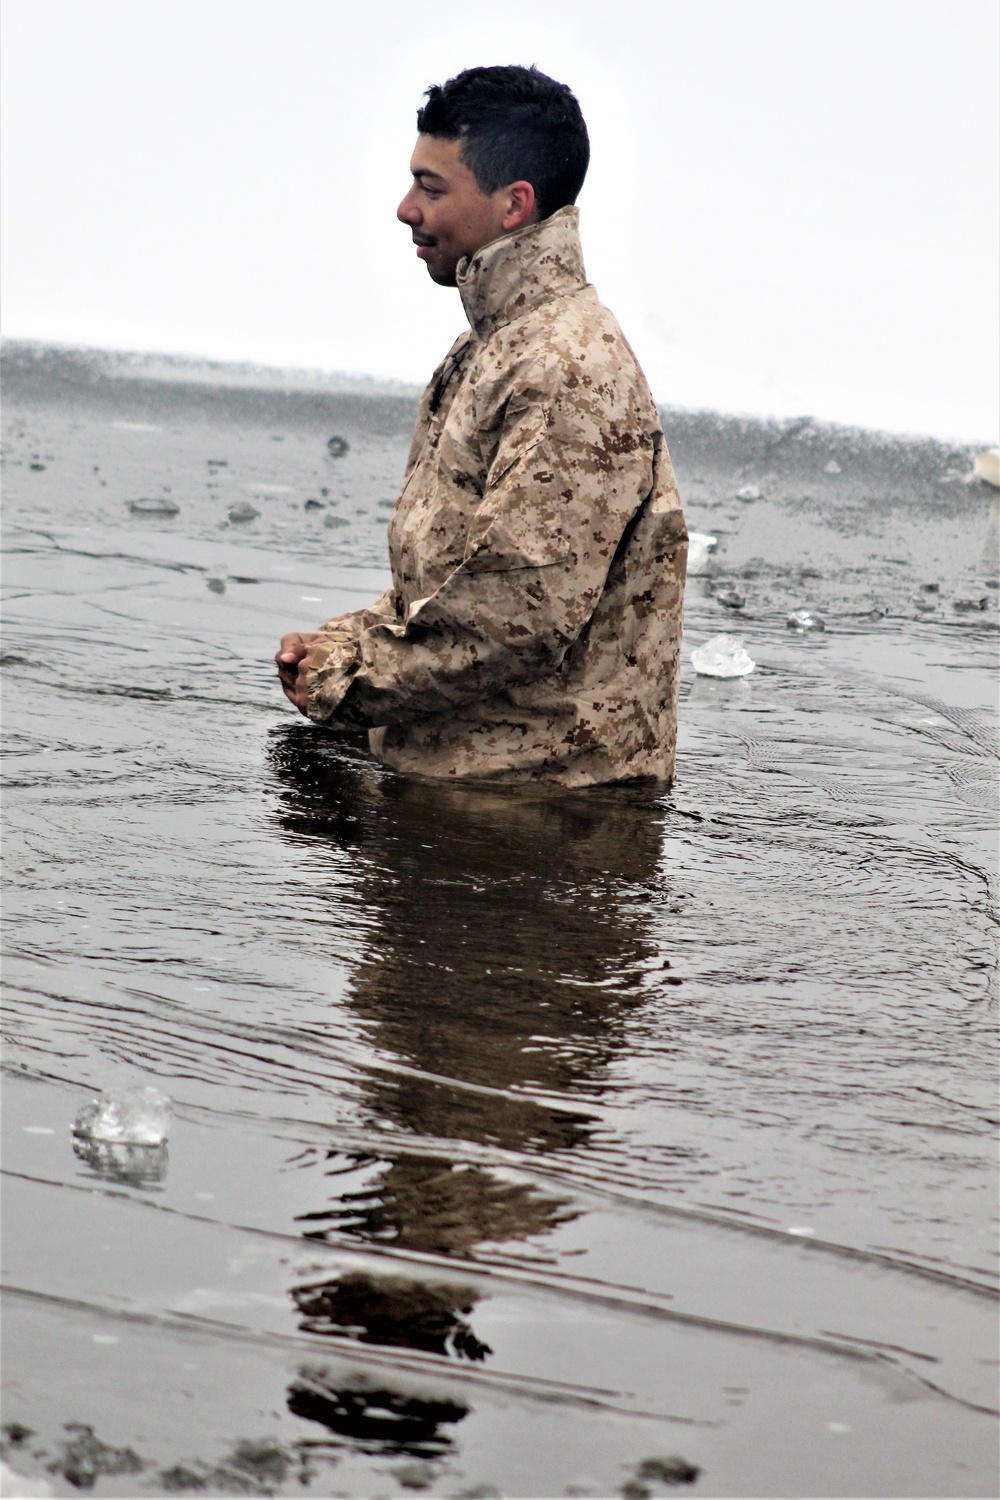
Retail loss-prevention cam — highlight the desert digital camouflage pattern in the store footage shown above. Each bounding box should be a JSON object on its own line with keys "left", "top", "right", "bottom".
{"left": 306, "top": 206, "right": 688, "bottom": 786}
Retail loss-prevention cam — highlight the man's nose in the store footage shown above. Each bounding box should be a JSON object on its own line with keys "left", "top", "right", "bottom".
{"left": 397, "top": 190, "right": 420, "bottom": 226}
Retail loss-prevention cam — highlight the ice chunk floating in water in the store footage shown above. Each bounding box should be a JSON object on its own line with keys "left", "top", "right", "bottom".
{"left": 786, "top": 609, "right": 825, "bottom": 631}
{"left": 972, "top": 448, "right": 999, "bottom": 487}
{"left": 72, "top": 1086, "right": 171, "bottom": 1145}
{"left": 686, "top": 531, "right": 717, "bottom": 575}
{"left": 127, "top": 497, "right": 179, "bottom": 517}
{"left": 691, "top": 633, "right": 755, "bottom": 677}
{"left": 227, "top": 501, "right": 260, "bottom": 524}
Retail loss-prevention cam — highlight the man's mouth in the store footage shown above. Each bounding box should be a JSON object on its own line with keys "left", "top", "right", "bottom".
{"left": 412, "top": 235, "right": 436, "bottom": 249}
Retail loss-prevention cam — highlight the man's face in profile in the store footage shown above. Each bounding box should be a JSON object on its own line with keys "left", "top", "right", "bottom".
{"left": 397, "top": 135, "right": 511, "bottom": 287}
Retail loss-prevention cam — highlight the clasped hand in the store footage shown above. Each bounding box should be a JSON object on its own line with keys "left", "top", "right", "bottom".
{"left": 275, "top": 632, "right": 322, "bottom": 715}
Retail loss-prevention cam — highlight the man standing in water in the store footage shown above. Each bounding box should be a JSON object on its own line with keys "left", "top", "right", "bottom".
{"left": 276, "top": 65, "right": 687, "bottom": 786}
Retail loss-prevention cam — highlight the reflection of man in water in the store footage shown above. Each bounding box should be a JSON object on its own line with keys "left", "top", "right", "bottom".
{"left": 269, "top": 731, "right": 670, "bottom": 1449}
{"left": 269, "top": 732, "right": 668, "bottom": 1446}
{"left": 277, "top": 64, "right": 687, "bottom": 786}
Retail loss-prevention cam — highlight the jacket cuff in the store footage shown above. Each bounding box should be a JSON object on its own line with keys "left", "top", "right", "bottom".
{"left": 306, "top": 636, "right": 361, "bottom": 723}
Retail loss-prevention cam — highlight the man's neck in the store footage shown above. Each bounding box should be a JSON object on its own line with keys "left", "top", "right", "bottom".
{"left": 456, "top": 208, "right": 585, "bottom": 340}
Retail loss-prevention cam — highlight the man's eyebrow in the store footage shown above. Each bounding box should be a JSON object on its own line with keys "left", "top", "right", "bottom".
{"left": 412, "top": 168, "right": 447, "bottom": 183}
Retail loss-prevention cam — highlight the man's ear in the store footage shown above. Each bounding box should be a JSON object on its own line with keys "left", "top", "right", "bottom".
{"left": 501, "top": 180, "right": 537, "bottom": 232}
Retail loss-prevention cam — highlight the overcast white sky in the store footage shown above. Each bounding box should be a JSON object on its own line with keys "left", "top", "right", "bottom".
{"left": 2, "top": 0, "right": 997, "bottom": 440}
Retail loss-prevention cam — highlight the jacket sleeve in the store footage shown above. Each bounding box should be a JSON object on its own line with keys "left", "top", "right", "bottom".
{"left": 314, "top": 588, "right": 397, "bottom": 643}
{"left": 306, "top": 375, "right": 655, "bottom": 729}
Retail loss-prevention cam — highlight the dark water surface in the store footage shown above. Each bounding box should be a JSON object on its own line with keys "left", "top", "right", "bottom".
{"left": 2, "top": 344, "right": 998, "bottom": 1498}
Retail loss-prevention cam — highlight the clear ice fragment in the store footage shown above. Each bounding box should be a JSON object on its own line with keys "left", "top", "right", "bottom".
{"left": 227, "top": 501, "right": 260, "bottom": 523}
{"left": 128, "top": 497, "right": 180, "bottom": 517}
{"left": 72, "top": 1086, "right": 171, "bottom": 1146}
{"left": 734, "top": 484, "right": 761, "bottom": 502}
{"left": 786, "top": 609, "right": 825, "bottom": 631}
{"left": 686, "top": 532, "right": 717, "bottom": 575}
{"left": 972, "top": 449, "right": 999, "bottom": 487}
{"left": 824, "top": 460, "right": 842, "bottom": 474}
{"left": 690, "top": 634, "right": 755, "bottom": 677}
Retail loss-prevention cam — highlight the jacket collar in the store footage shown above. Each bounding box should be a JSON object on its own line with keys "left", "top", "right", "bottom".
{"left": 457, "top": 206, "right": 587, "bottom": 341}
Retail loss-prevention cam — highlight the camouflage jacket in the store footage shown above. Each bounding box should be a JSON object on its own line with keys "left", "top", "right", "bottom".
{"left": 306, "top": 206, "right": 688, "bottom": 787}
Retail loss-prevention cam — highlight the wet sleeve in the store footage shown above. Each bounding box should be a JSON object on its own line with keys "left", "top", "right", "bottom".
{"left": 314, "top": 588, "right": 397, "bottom": 643}
{"left": 306, "top": 385, "right": 654, "bottom": 728}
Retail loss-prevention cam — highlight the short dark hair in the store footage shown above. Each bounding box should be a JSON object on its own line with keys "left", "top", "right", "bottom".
{"left": 416, "top": 65, "right": 590, "bottom": 222}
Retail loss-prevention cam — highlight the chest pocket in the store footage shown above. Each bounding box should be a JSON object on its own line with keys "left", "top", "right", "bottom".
{"left": 464, "top": 436, "right": 574, "bottom": 572}
{"left": 434, "top": 422, "right": 485, "bottom": 495}
{"left": 483, "top": 400, "right": 549, "bottom": 493}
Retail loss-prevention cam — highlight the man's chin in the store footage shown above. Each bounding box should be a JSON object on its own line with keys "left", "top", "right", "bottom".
{"left": 425, "top": 262, "right": 459, "bottom": 288}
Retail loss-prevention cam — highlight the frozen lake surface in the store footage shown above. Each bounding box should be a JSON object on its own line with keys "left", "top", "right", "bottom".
{"left": 1, "top": 344, "right": 997, "bottom": 1497}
